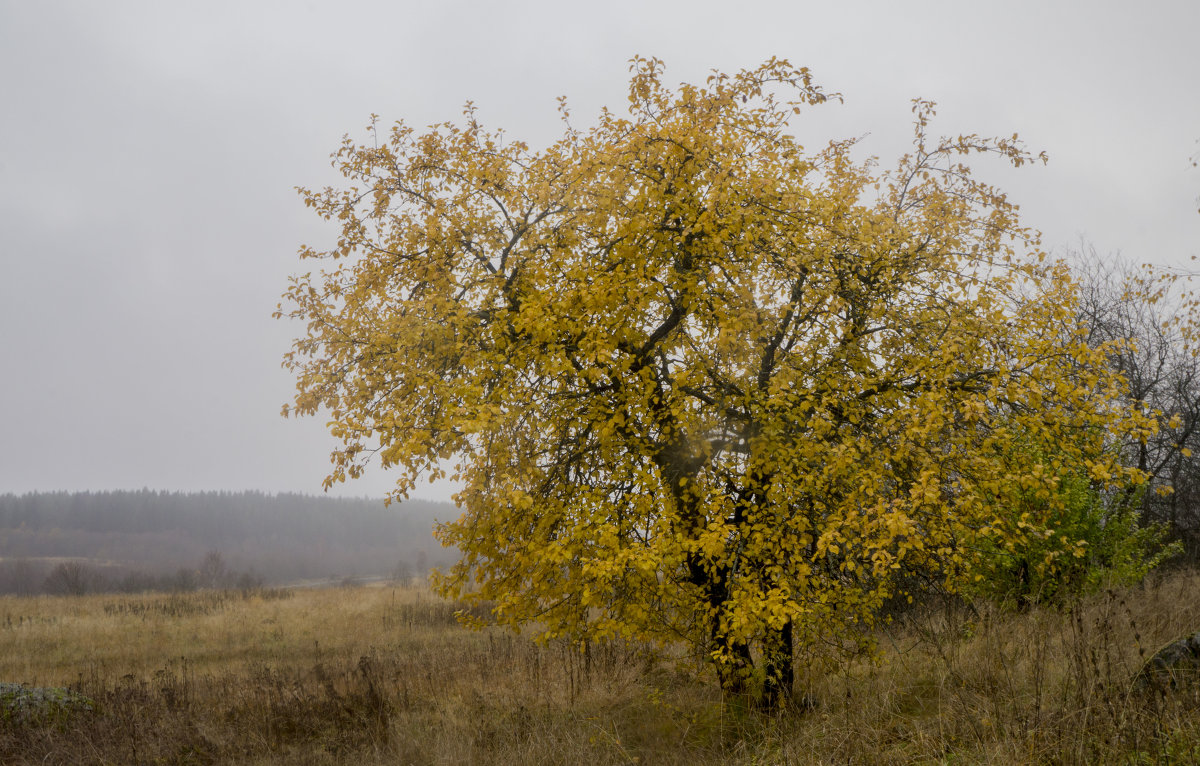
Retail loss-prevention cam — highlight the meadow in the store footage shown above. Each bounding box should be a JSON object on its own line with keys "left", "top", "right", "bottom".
{"left": 2, "top": 571, "right": 1198, "bottom": 765}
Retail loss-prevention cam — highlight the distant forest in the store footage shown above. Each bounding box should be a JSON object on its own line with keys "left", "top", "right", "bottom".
{"left": 0, "top": 490, "right": 457, "bottom": 595}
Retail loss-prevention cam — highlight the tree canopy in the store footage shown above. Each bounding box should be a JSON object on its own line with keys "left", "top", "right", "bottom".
{"left": 280, "top": 58, "right": 1154, "bottom": 706}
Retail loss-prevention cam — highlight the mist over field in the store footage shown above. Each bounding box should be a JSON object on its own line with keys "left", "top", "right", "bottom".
{"left": 0, "top": 490, "right": 456, "bottom": 595}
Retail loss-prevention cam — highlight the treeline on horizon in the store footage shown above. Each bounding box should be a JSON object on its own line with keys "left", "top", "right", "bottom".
{"left": 0, "top": 489, "right": 458, "bottom": 596}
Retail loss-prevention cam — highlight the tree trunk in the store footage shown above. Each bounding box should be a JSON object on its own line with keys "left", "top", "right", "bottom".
{"left": 761, "top": 618, "right": 794, "bottom": 711}
{"left": 716, "top": 639, "right": 754, "bottom": 699}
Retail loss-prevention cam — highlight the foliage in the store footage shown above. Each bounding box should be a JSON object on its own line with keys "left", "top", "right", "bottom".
{"left": 0, "top": 683, "right": 94, "bottom": 726}
{"left": 280, "top": 58, "right": 1154, "bottom": 705}
{"left": 961, "top": 437, "right": 1177, "bottom": 608}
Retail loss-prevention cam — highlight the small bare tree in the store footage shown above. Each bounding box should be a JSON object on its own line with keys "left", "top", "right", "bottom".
{"left": 43, "top": 561, "right": 92, "bottom": 596}
{"left": 197, "top": 551, "right": 229, "bottom": 590}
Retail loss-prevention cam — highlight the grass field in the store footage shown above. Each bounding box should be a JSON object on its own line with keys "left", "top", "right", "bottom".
{"left": 2, "top": 571, "right": 1199, "bottom": 765}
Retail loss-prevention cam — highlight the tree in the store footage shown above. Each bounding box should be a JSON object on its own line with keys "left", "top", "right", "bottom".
{"left": 1073, "top": 248, "right": 1200, "bottom": 555}
{"left": 280, "top": 58, "right": 1152, "bottom": 707}
{"left": 43, "top": 561, "right": 92, "bottom": 596}
{"left": 197, "top": 550, "right": 230, "bottom": 590}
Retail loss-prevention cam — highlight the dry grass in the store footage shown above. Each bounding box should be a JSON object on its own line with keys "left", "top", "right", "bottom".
{"left": 1, "top": 572, "right": 1198, "bottom": 764}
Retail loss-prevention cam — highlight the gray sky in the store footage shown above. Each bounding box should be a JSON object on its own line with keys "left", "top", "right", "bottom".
{"left": 1, "top": 0, "right": 1197, "bottom": 503}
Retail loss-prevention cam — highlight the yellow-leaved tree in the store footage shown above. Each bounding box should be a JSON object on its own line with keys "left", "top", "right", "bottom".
{"left": 279, "top": 58, "right": 1154, "bottom": 708}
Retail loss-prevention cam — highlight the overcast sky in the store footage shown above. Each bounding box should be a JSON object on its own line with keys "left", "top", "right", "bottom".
{"left": 1, "top": 0, "right": 1197, "bottom": 503}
